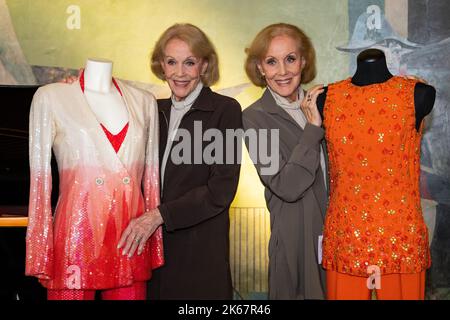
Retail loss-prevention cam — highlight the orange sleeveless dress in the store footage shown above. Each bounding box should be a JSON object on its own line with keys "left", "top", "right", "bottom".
{"left": 322, "top": 76, "right": 430, "bottom": 277}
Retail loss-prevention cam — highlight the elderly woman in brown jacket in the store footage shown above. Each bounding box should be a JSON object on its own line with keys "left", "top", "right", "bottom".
{"left": 118, "top": 23, "right": 242, "bottom": 299}
{"left": 242, "top": 23, "right": 327, "bottom": 299}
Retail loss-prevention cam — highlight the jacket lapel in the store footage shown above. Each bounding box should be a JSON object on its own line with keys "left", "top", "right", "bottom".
{"left": 115, "top": 80, "right": 137, "bottom": 167}
{"left": 75, "top": 80, "right": 131, "bottom": 176}
{"left": 158, "top": 98, "right": 171, "bottom": 165}
{"left": 260, "top": 89, "right": 304, "bottom": 131}
{"left": 158, "top": 87, "right": 215, "bottom": 197}
{"left": 188, "top": 87, "right": 215, "bottom": 112}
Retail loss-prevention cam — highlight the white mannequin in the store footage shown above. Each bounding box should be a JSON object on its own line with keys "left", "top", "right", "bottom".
{"left": 84, "top": 58, "right": 128, "bottom": 134}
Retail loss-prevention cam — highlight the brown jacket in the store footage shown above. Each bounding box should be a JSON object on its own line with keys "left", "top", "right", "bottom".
{"left": 147, "top": 87, "right": 242, "bottom": 299}
{"left": 242, "top": 89, "right": 328, "bottom": 299}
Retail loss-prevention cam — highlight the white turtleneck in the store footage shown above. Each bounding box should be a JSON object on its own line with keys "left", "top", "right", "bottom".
{"left": 161, "top": 81, "right": 204, "bottom": 192}
{"left": 268, "top": 87, "right": 328, "bottom": 190}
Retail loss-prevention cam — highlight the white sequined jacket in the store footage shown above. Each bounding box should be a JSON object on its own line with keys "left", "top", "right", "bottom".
{"left": 26, "top": 80, "right": 163, "bottom": 289}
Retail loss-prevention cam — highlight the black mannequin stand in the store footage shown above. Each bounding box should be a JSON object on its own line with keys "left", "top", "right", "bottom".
{"left": 317, "top": 49, "right": 436, "bottom": 131}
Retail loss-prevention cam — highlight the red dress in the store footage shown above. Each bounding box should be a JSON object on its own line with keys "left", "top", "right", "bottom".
{"left": 100, "top": 123, "right": 129, "bottom": 153}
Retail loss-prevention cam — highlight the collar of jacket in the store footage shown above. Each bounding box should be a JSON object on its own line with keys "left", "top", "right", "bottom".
{"left": 158, "top": 86, "right": 216, "bottom": 118}
{"left": 261, "top": 87, "right": 309, "bottom": 114}
{"left": 260, "top": 88, "right": 305, "bottom": 129}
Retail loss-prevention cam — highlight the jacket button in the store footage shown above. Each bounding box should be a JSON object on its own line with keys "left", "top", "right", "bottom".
{"left": 95, "top": 177, "right": 104, "bottom": 186}
{"left": 123, "top": 177, "right": 131, "bottom": 185}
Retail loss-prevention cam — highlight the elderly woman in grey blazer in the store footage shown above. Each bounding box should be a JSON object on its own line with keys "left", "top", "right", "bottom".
{"left": 242, "top": 23, "right": 327, "bottom": 299}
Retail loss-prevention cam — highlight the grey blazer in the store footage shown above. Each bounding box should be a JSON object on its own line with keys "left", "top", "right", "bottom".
{"left": 242, "top": 89, "right": 328, "bottom": 300}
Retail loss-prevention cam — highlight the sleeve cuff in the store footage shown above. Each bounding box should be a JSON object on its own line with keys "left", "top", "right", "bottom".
{"left": 288, "top": 123, "right": 324, "bottom": 165}
{"left": 301, "top": 123, "right": 325, "bottom": 146}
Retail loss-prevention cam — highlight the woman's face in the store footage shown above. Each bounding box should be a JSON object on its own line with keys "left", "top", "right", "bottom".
{"left": 161, "top": 38, "right": 208, "bottom": 101}
{"left": 258, "top": 35, "right": 305, "bottom": 102}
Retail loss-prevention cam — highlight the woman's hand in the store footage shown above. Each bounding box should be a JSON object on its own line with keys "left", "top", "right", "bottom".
{"left": 300, "top": 84, "right": 324, "bottom": 127}
{"left": 59, "top": 69, "right": 82, "bottom": 84}
{"left": 117, "top": 208, "right": 164, "bottom": 258}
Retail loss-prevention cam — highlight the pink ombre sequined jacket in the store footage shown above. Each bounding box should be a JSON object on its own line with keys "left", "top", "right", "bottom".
{"left": 25, "top": 80, "right": 163, "bottom": 289}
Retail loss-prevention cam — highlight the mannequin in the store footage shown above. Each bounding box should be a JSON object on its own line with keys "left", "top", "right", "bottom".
{"left": 26, "top": 57, "right": 163, "bottom": 300}
{"left": 317, "top": 49, "right": 436, "bottom": 131}
{"left": 320, "top": 48, "right": 434, "bottom": 300}
{"left": 83, "top": 58, "right": 128, "bottom": 134}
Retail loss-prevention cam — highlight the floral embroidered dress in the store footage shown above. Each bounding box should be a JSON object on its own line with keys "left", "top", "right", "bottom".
{"left": 322, "top": 76, "right": 430, "bottom": 276}
{"left": 26, "top": 77, "right": 163, "bottom": 289}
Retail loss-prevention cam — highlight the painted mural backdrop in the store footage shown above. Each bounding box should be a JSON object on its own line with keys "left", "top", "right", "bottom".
{"left": 1, "top": 0, "right": 448, "bottom": 299}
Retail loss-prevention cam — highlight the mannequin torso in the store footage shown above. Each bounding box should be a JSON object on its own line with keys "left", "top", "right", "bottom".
{"left": 317, "top": 49, "right": 435, "bottom": 131}
{"left": 84, "top": 58, "right": 128, "bottom": 134}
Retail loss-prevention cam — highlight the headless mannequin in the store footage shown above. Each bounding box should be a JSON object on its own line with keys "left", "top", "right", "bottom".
{"left": 84, "top": 58, "right": 128, "bottom": 134}
{"left": 317, "top": 49, "right": 436, "bottom": 131}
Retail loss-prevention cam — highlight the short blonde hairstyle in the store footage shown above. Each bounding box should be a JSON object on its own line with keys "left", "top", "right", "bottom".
{"left": 245, "top": 23, "right": 317, "bottom": 87}
{"left": 151, "top": 23, "right": 219, "bottom": 87}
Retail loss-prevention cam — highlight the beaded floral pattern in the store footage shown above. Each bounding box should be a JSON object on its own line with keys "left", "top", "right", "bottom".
{"left": 322, "top": 76, "right": 430, "bottom": 276}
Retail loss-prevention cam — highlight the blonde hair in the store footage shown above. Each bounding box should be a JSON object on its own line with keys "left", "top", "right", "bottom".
{"left": 151, "top": 23, "right": 219, "bottom": 87}
{"left": 245, "top": 23, "right": 316, "bottom": 87}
